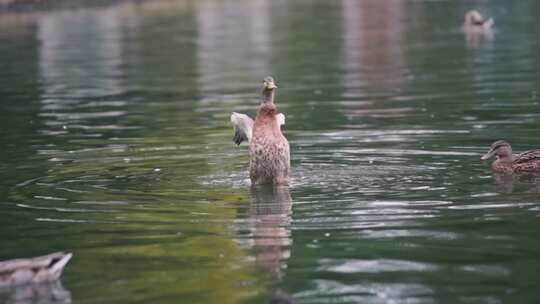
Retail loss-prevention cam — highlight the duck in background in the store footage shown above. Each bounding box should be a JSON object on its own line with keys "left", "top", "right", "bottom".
{"left": 463, "top": 10, "right": 494, "bottom": 48}
{"left": 230, "top": 77, "right": 290, "bottom": 185}
{"left": 463, "top": 10, "right": 494, "bottom": 31}
{"left": 0, "top": 252, "right": 72, "bottom": 287}
{"left": 481, "top": 140, "right": 540, "bottom": 174}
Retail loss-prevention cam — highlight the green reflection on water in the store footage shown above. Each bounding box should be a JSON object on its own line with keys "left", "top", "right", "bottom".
{"left": 1, "top": 0, "right": 540, "bottom": 303}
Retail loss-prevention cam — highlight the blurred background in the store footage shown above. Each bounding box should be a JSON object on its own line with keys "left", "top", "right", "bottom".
{"left": 1, "top": 0, "right": 540, "bottom": 303}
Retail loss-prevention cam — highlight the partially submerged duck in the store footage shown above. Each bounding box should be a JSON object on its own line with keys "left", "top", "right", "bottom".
{"left": 0, "top": 252, "right": 72, "bottom": 288}
{"left": 463, "top": 10, "right": 494, "bottom": 31}
{"left": 230, "top": 77, "right": 290, "bottom": 185}
{"left": 481, "top": 140, "right": 540, "bottom": 173}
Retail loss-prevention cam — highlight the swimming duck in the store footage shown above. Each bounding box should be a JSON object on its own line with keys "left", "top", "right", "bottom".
{"left": 481, "top": 140, "right": 540, "bottom": 173}
{"left": 463, "top": 10, "right": 494, "bottom": 30}
{"left": 230, "top": 77, "right": 290, "bottom": 185}
{"left": 0, "top": 252, "right": 72, "bottom": 287}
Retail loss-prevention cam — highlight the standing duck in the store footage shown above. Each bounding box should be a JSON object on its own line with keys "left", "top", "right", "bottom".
{"left": 0, "top": 252, "right": 72, "bottom": 287}
{"left": 463, "top": 10, "right": 494, "bottom": 31}
{"left": 230, "top": 77, "right": 290, "bottom": 185}
{"left": 481, "top": 140, "right": 540, "bottom": 173}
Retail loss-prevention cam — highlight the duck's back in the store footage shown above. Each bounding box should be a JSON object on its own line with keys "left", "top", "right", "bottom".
{"left": 513, "top": 150, "right": 540, "bottom": 172}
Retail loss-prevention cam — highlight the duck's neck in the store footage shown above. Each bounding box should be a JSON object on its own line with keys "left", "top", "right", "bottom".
{"left": 261, "top": 89, "right": 275, "bottom": 104}
{"left": 255, "top": 104, "right": 279, "bottom": 131}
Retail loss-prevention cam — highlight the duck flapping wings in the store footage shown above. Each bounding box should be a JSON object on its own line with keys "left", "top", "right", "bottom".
{"left": 230, "top": 112, "right": 285, "bottom": 146}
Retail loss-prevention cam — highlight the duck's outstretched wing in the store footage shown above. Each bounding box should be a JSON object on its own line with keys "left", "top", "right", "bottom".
{"left": 231, "top": 112, "right": 254, "bottom": 146}
{"left": 276, "top": 113, "right": 285, "bottom": 127}
{"left": 230, "top": 112, "right": 286, "bottom": 146}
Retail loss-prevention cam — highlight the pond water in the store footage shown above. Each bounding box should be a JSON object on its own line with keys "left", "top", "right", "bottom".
{"left": 1, "top": 0, "right": 540, "bottom": 303}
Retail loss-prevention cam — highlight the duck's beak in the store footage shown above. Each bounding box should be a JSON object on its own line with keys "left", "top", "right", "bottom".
{"left": 266, "top": 82, "right": 277, "bottom": 90}
{"left": 481, "top": 149, "right": 495, "bottom": 161}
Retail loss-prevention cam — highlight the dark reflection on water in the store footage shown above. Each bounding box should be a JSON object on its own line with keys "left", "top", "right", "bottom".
{"left": 248, "top": 186, "right": 292, "bottom": 281}
{"left": 1, "top": 0, "right": 540, "bottom": 303}
{"left": 0, "top": 282, "right": 71, "bottom": 304}
{"left": 493, "top": 173, "right": 540, "bottom": 194}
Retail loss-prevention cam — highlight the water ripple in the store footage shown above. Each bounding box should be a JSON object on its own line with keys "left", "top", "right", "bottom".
{"left": 317, "top": 258, "right": 438, "bottom": 273}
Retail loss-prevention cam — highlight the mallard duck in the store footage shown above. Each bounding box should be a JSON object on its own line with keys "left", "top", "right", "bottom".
{"left": 463, "top": 10, "right": 494, "bottom": 30}
{"left": 0, "top": 252, "right": 72, "bottom": 287}
{"left": 230, "top": 76, "right": 290, "bottom": 185}
{"left": 481, "top": 140, "right": 540, "bottom": 173}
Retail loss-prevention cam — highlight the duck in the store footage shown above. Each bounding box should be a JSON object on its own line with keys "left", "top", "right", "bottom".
{"left": 230, "top": 76, "right": 290, "bottom": 185}
{"left": 481, "top": 140, "right": 540, "bottom": 173}
{"left": 0, "top": 252, "right": 72, "bottom": 287}
{"left": 463, "top": 10, "right": 494, "bottom": 31}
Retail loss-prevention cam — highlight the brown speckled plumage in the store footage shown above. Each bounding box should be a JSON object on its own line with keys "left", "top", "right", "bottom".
{"left": 249, "top": 77, "right": 290, "bottom": 185}
{"left": 230, "top": 77, "right": 290, "bottom": 185}
{"left": 481, "top": 140, "right": 540, "bottom": 174}
{"left": 250, "top": 102, "right": 290, "bottom": 185}
{"left": 513, "top": 150, "right": 540, "bottom": 172}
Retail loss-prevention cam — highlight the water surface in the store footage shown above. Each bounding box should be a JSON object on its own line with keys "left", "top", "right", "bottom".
{"left": 1, "top": 1, "right": 540, "bottom": 303}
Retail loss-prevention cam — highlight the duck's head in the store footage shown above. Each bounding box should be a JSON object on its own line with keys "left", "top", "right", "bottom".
{"left": 481, "top": 140, "right": 513, "bottom": 161}
{"left": 263, "top": 76, "right": 277, "bottom": 91}
{"left": 261, "top": 76, "right": 277, "bottom": 104}
{"left": 464, "top": 10, "right": 485, "bottom": 26}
